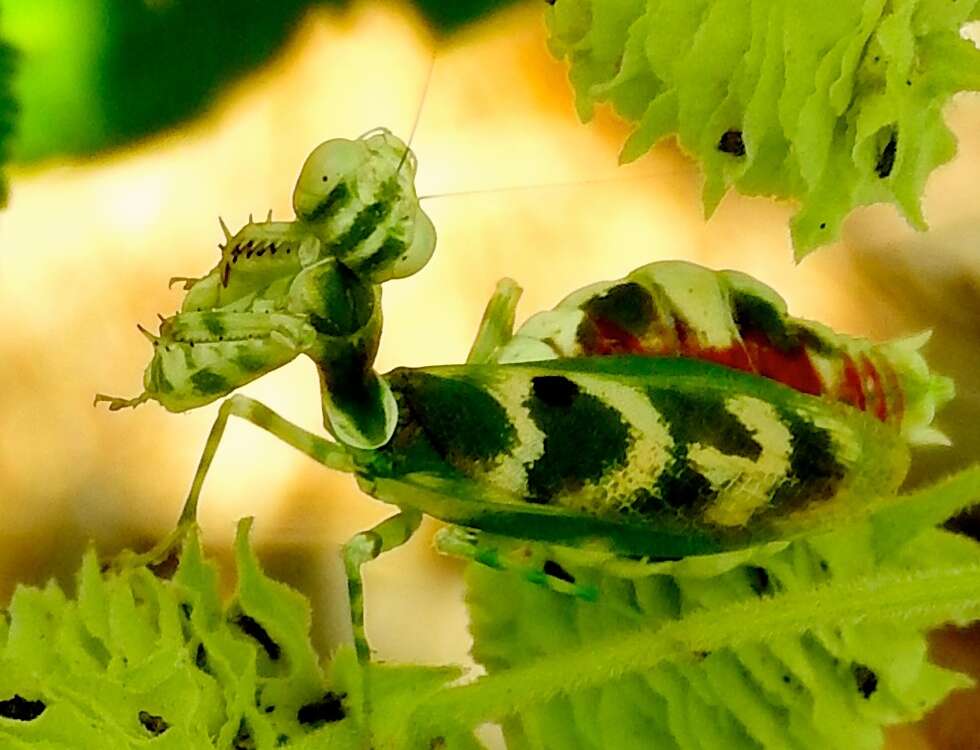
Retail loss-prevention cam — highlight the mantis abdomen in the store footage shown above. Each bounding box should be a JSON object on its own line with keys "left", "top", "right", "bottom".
{"left": 497, "top": 261, "right": 953, "bottom": 447}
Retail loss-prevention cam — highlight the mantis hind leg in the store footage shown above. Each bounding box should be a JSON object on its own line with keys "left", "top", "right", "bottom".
{"left": 434, "top": 526, "right": 599, "bottom": 602}
{"left": 342, "top": 508, "right": 423, "bottom": 662}
{"left": 466, "top": 278, "right": 522, "bottom": 364}
{"left": 117, "top": 394, "right": 353, "bottom": 569}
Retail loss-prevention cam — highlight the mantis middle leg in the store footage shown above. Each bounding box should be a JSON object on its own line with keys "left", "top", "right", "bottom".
{"left": 466, "top": 277, "right": 522, "bottom": 364}
{"left": 343, "top": 508, "right": 423, "bottom": 661}
{"left": 434, "top": 526, "right": 599, "bottom": 602}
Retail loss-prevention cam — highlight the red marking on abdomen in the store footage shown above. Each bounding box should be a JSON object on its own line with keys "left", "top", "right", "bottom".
{"left": 582, "top": 314, "right": 898, "bottom": 425}
{"left": 839, "top": 355, "right": 867, "bottom": 411}
{"left": 742, "top": 330, "right": 824, "bottom": 397}
{"left": 585, "top": 317, "right": 648, "bottom": 355}
{"left": 696, "top": 345, "right": 755, "bottom": 372}
{"left": 668, "top": 320, "right": 752, "bottom": 371}
{"left": 877, "top": 356, "right": 904, "bottom": 424}
{"left": 860, "top": 353, "right": 888, "bottom": 421}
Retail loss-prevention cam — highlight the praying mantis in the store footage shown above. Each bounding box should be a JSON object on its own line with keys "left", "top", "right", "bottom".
{"left": 97, "top": 127, "right": 953, "bottom": 661}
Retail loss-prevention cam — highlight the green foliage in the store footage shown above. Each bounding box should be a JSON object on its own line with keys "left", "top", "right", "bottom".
{"left": 0, "top": 519, "right": 476, "bottom": 749}
{"left": 1, "top": 0, "right": 519, "bottom": 166}
{"left": 413, "top": 0, "right": 519, "bottom": 30}
{"left": 3, "top": 0, "right": 311, "bottom": 163}
{"left": 2, "top": 473, "right": 976, "bottom": 750}
{"left": 464, "top": 466, "right": 980, "bottom": 749}
{"left": 0, "top": 17, "right": 15, "bottom": 206}
{"left": 546, "top": 0, "right": 980, "bottom": 257}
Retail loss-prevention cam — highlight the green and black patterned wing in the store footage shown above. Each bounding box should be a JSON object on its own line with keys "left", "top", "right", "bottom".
{"left": 361, "top": 356, "right": 909, "bottom": 558}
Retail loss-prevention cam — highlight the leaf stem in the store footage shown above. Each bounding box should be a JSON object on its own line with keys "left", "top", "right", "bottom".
{"left": 411, "top": 563, "right": 980, "bottom": 731}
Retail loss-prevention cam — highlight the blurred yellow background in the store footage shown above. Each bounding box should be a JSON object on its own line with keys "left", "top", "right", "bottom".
{"left": 0, "top": 3, "right": 978, "bottom": 746}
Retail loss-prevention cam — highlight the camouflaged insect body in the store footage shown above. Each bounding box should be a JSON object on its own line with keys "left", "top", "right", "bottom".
{"left": 361, "top": 261, "right": 952, "bottom": 556}
{"left": 102, "top": 131, "right": 953, "bottom": 558}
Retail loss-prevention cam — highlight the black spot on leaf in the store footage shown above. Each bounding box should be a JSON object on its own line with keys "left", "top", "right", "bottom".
{"left": 718, "top": 130, "right": 746, "bottom": 156}
{"left": 233, "top": 614, "right": 281, "bottom": 660}
{"left": 543, "top": 559, "right": 576, "bottom": 584}
{"left": 139, "top": 710, "right": 169, "bottom": 736}
{"left": 233, "top": 718, "right": 256, "bottom": 749}
{"left": 875, "top": 132, "right": 897, "bottom": 178}
{"left": 298, "top": 692, "right": 346, "bottom": 726}
{"left": 195, "top": 643, "right": 210, "bottom": 672}
{"left": 746, "top": 566, "right": 772, "bottom": 596}
{"left": 853, "top": 664, "right": 878, "bottom": 699}
{"left": 0, "top": 695, "right": 45, "bottom": 721}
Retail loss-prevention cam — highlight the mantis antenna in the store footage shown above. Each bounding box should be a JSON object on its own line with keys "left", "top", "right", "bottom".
{"left": 396, "top": 52, "right": 437, "bottom": 175}
{"left": 417, "top": 169, "right": 693, "bottom": 202}
{"left": 382, "top": 45, "right": 689, "bottom": 208}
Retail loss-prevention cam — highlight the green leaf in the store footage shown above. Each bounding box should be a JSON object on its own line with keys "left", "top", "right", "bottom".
{"left": 458, "top": 464, "right": 980, "bottom": 749}
{"left": 547, "top": 0, "right": 980, "bottom": 258}
{"left": 3, "top": 0, "right": 314, "bottom": 162}
{"left": 2, "top": 0, "right": 520, "bottom": 164}
{"left": 0, "top": 520, "right": 483, "bottom": 749}
{"left": 0, "top": 19, "right": 15, "bottom": 207}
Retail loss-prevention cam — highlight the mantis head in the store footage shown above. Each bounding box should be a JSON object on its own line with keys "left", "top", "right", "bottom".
{"left": 292, "top": 129, "right": 436, "bottom": 284}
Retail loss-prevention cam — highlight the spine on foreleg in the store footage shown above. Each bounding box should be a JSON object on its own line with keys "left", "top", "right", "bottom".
{"left": 179, "top": 218, "right": 310, "bottom": 313}
{"left": 496, "top": 261, "right": 952, "bottom": 446}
